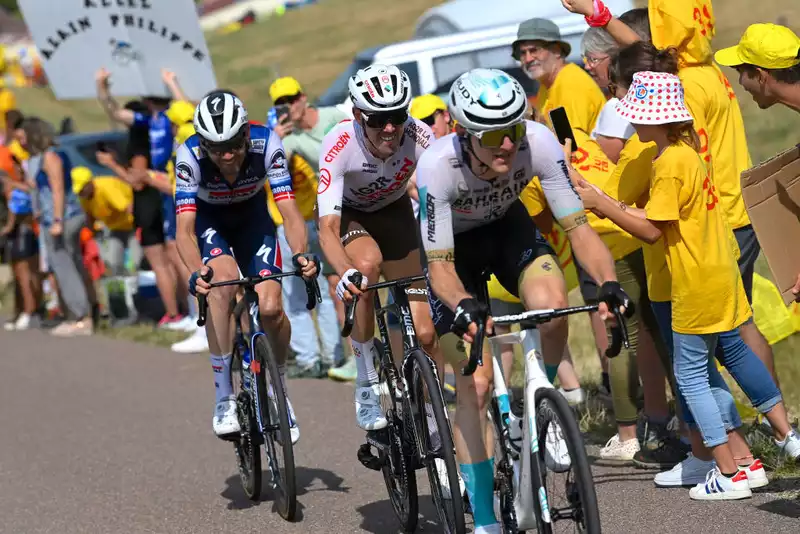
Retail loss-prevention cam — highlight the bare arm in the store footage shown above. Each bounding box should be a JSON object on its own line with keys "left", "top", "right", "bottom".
{"left": 428, "top": 259, "right": 472, "bottom": 312}
{"left": 318, "top": 214, "right": 355, "bottom": 277}
{"left": 162, "top": 69, "right": 191, "bottom": 104}
{"left": 43, "top": 151, "right": 65, "bottom": 222}
{"left": 276, "top": 199, "right": 308, "bottom": 257}
{"left": 590, "top": 190, "right": 663, "bottom": 244}
{"left": 176, "top": 211, "right": 202, "bottom": 273}
{"left": 560, "top": 0, "right": 641, "bottom": 45}
{"left": 406, "top": 171, "right": 419, "bottom": 203}
{"left": 595, "top": 135, "right": 625, "bottom": 164}
{"left": 95, "top": 68, "right": 135, "bottom": 125}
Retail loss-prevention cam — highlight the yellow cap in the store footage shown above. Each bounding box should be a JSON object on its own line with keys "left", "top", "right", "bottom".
{"left": 165, "top": 100, "right": 195, "bottom": 126}
{"left": 269, "top": 76, "right": 303, "bottom": 102}
{"left": 409, "top": 94, "right": 447, "bottom": 120}
{"left": 71, "top": 166, "right": 93, "bottom": 195}
{"left": 715, "top": 23, "right": 800, "bottom": 69}
{"left": 175, "top": 123, "right": 196, "bottom": 146}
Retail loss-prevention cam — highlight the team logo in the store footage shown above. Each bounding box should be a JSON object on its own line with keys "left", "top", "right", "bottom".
{"left": 250, "top": 138, "right": 265, "bottom": 153}
{"left": 259, "top": 268, "right": 271, "bottom": 277}
{"left": 210, "top": 247, "right": 222, "bottom": 257}
{"left": 210, "top": 96, "right": 223, "bottom": 113}
{"left": 634, "top": 84, "right": 648, "bottom": 100}
{"left": 175, "top": 162, "right": 193, "bottom": 183}
{"left": 318, "top": 168, "right": 332, "bottom": 194}
{"left": 109, "top": 38, "right": 141, "bottom": 66}
{"left": 270, "top": 149, "right": 287, "bottom": 170}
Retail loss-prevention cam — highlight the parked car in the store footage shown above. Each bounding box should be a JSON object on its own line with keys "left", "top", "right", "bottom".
{"left": 56, "top": 130, "right": 128, "bottom": 176}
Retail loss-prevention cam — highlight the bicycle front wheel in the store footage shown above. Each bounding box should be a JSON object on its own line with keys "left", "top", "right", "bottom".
{"left": 535, "top": 387, "right": 601, "bottom": 534}
{"left": 231, "top": 342, "right": 262, "bottom": 501}
{"left": 409, "top": 349, "right": 466, "bottom": 534}
{"left": 254, "top": 335, "right": 297, "bottom": 521}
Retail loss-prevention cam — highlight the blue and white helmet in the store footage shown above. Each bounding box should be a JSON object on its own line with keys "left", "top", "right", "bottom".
{"left": 448, "top": 68, "right": 528, "bottom": 132}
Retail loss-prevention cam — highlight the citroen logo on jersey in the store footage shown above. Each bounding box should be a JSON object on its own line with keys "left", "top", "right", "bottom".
{"left": 211, "top": 96, "right": 223, "bottom": 113}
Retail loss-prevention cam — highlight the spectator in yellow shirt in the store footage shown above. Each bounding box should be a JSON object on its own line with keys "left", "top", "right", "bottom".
{"left": 71, "top": 166, "right": 139, "bottom": 276}
{"left": 512, "top": 17, "right": 606, "bottom": 135}
{"left": 0, "top": 88, "right": 16, "bottom": 144}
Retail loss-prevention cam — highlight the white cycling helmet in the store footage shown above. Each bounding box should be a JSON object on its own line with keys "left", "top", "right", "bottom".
{"left": 449, "top": 68, "right": 528, "bottom": 132}
{"left": 194, "top": 90, "right": 249, "bottom": 143}
{"left": 348, "top": 64, "right": 412, "bottom": 113}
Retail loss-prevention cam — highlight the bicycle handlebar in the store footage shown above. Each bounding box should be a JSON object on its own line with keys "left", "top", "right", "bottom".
{"left": 340, "top": 273, "right": 427, "bottom": 338}
{"left": 196, "top": 267, "right": 322, "bottom": 328}
{"left": 461, "top": 302, "right": 631, "bottom": 376}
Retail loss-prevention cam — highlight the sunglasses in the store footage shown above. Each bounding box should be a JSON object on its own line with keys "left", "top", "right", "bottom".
{"left": 362, "top": 109, "right": 408, "bottom": 129}
{"left": 274, "top": 93, "right": 302, "bottom": 106}
{"left": 201, "top": 135, "right": 247, "bottom": 155}
{"left": 420, "top": 110, "right": 442, "bottom": 127}
{"left": 470, "top": 123, "right": 526, "bottom": 148}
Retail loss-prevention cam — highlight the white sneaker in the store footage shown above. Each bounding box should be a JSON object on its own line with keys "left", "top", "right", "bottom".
{"left": 544, "top": 420, "right": 571, "bottom": 473}
{"left": 355, "top": 384, "right": 388, "bottom": 431}
{"left": 213, "top": 395, "right": 240, "bottom": 438}
{"left": 774, "top": 429, "right": 800, "bottom": 460}
{"left": 14, "top": 313, "right": 31, "bottom": 331}
{"left": 558, "top": 387, "right": 586, "bottom": 406}
{"left": 654, "top": 453, "right": 714, "bottom": 487}
{"left": 741, "top": 459, "right": 769, "bottom": 489}
{"left": 286, "top": 395, "right": 300, "bottom": 445}
{"left": 171, "top": 327, "right": 209, "bottom": 353}
{"left": 165, "top": 315, "right": 198, "bottom": 332}
{"left": 689, "top": 467, "right": 751, "bottom": 501}
{"left": 599, "top": 434, "right": 640, "bottom": 464}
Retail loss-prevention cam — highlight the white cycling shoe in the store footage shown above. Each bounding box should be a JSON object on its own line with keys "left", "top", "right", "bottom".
{"left": 544, "top": 420, "right": 572, "bottom": 473}
{"left": 213, "top": 395, "right": 241, "bottom": 438}
{"left": 286, "top": 396, "right": 300, "bottom": 445}
{"left": 355, "top": 384, "right": 388, "bottom": 431}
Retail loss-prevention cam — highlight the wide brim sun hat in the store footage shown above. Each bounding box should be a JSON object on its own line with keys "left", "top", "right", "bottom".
{"left": 615, "top": 71, "right": 693, "bottom": 125}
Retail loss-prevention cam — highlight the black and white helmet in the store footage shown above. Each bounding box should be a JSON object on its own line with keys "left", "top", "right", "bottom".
{"left": 449, "top": 68, "right": 528, "bottom": 132}
{"left": 194, "top": 91, "right": 249, "bottom": 143}
{"left": 348, "top": 64, "right": 412, "bottom": 113}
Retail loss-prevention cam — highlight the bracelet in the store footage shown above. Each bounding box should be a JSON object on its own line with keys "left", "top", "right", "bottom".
{"left": 585, "top": 0, "right": 612, "bottom": 27}
{"left": 53, "top": 217, "right": 63, "bottom": 223}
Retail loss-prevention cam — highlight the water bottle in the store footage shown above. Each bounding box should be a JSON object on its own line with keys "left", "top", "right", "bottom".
{"left": 267, "top": 107, "right": 280, "bottom": 129}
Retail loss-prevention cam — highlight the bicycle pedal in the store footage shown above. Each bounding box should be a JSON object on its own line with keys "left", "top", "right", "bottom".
{"left": 357, "top": 443, "right": 385, "bottom": 471}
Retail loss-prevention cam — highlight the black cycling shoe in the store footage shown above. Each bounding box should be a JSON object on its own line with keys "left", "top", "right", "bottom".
{"left": 287, "top": 361, "right": 328, "bottom": 379}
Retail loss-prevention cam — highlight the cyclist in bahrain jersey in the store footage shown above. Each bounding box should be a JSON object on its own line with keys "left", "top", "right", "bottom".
{"left": 316, "top": 64, "right": 445, "bottom": 433}
{"left": 418, "top": 68, "right": 632, "bottom": 534}
{"left": 175, "top": 91, "right": 318, "bottom": 441}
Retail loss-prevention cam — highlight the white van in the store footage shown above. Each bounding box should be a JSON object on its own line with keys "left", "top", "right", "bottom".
{"left": 315, "top": 0, "right": 635, "bottom": 107}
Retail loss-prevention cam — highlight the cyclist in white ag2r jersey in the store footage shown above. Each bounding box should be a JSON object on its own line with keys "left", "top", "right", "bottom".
{"left": 316, "top": 64, "right": 445, "bottom": 432}
{"left": 417, "top": 68, "right": 633, "bottom": 534}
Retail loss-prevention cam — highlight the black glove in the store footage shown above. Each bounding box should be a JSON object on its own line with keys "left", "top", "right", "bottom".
{"left": 292, "top": 252, "right": 320, "bottom": 270}
{"left": 451, "top": 297, "right": 489, "bottom": 337}
{"left": 597, "top": 281, "right": 635, "bottom": 318}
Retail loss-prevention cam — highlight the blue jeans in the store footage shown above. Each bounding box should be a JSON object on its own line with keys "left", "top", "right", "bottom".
{"left": 673, "top": 332, "right": 740, "bottom": 447}
{"left": 277, "top": 222, "right": 343, "bottom": 368}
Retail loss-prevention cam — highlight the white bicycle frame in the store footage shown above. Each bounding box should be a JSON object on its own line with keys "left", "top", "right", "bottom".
{"left": 487, "top": 323, "right": 553, "bottom": 531}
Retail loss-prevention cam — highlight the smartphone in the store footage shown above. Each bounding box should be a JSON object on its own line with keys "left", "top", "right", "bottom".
{"left": 95, "top": 141, "right": 109, "bottom": 152}
{"left": 267, "top": 104, "right": 291, "bottom": 128}
{"left": 549, "top": 106, "right": 578, "bottom": 152}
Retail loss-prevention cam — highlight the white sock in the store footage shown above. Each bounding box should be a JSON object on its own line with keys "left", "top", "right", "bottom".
{"left": 351, "top": 339, "right": 379, "bottom": 387}
{"left": 210, "top": 354, "right": 233, "bottom": 402}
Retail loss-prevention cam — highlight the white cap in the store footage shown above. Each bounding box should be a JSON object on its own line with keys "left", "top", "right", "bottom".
{"left": 591, "top": 98, "right": 635, "bottom": 141}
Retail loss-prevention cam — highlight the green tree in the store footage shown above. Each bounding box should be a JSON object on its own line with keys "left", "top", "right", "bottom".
{"left": 0, "top": 0, "right": 17, "bottom": 14}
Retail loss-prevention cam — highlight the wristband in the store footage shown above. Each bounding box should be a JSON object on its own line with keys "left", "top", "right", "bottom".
{"left": 585, "top": 0, "right": 612, "bottom": 27}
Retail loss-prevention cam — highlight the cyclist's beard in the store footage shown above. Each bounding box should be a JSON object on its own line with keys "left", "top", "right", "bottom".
{"left": 362, "top": 120, "right": 401, "bottom": 158}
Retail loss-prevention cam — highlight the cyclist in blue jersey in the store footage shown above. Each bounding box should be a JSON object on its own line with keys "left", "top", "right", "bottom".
{"left": 174, "top": 91, "right": 319, "bottom": 441}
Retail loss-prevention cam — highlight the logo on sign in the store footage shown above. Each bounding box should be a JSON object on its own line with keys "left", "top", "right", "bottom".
{"left": 110, "top": 39, "right": 142, "bottom": 65}
{"left": 318, "top": 168, "right": 332, "bottom": 194}
{"left": 210, "top": 247, "right": 222, "bottom": 257}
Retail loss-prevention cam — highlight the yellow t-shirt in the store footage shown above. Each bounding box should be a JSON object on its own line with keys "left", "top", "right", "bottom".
{"left": 81, "top": 177, "right": 134, "bottom": 232}
{"left": 609, "top": 134, "right": 672, "bottom": 303}
{"left": 680, "top": 65, "right": 751, "bottom": 231}
{"left": 649, "top": 0, "right": 715, "bottom": 67}
{"left": 7, "top": 139, "right": 28, "bottom": 162}
{"left": 645, "top": 142, "right": 750, "bottom": 334}
{"left": 268, "top": 153, "right": 317, "bottom": 225}
{"left": 0, "top": 88, "right": 16, "bottom": 132}
{"left": 537, "top": 63, "right": 606, "bottom": 135}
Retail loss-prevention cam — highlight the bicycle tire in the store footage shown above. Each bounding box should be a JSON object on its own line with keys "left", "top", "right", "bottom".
{"left": 489, "top": 403, "right": 518, "bottom": 534}
{"left": 231, "top": 342, "right": 262, "bottom": 501}
{"left": 254, "top": 335, "right": 297, "bottom": 521}
{"left": 535, "top": 388, "right": 601, "bottom": 534}
{"left": 408, "top": 349, "right": 466, "bottom": 534}
{"left": 375, "top": 340, "right": 418, "bottom": 532}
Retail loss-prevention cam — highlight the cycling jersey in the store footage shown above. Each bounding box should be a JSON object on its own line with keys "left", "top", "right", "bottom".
{"left": 133, "top": 110, "right": 173, "bottom": 172}
{"left": 316, "top": 117, "right": 433, "bottom": 217}
{"left": 417, "top": 120, "right": 586, "bottom": 261}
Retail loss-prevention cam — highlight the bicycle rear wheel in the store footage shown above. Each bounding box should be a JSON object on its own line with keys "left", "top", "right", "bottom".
{"left": 231, "top": 341, "right": 262, "bottom": 501}
{"left": 254, "top": 335, "right": 297, "bottom": 521}
{"left": 535, "top": 388, "right": 600, "bottom": 534}
{"left": 375, "top": 340, "right": 418, "bottom": 532}
{"left": 408, "top": 349, "right": 466, "bottom": 534}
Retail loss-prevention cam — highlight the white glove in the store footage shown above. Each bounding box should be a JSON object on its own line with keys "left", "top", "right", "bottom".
{"left": 336, "top": 268, "right": 367, "bottom": 300}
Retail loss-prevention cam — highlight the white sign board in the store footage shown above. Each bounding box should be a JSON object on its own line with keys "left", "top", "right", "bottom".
{"left": 18, "top": 0, "right": 217, "bottom": 101}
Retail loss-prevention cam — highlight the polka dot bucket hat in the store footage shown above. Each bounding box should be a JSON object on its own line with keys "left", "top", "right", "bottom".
{"left": 615, "top": 71, "right": 694, "bottom": 125}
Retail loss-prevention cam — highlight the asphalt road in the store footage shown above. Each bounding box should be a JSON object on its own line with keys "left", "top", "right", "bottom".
{"left": 1, "top": 328, "right": 798, "bottom": 533}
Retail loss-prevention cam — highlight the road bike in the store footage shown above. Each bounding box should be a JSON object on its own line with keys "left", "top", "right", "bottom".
{"left": 197, "top": 266, "right": 321, "bottom": 520}
{"left": 464, "top": 273, "right": 630, "bottom": 534}
{"left": 343, "top": 273, "right": 466, "bottom": 533}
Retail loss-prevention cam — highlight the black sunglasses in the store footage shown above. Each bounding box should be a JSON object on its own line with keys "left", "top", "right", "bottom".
{"left": 362, "top": 109, "right": 408, "bottom": 129}
{"left": 420, "top": 110, "right": 441, "bottom": 127}
{"left": 274, "top": 93, "right": 302, "bottom": 106}
{"left": 201, "top": 134, "right": 247, "bottom": 155}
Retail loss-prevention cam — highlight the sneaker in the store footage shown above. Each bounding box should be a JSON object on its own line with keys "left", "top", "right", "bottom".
{"left": 654, "top": 453, "right": 714, "bottom": 487}
{"left": 355, "top": 384, "right": 388, "bottom": 431}
{"left": 3, "top": 317, "right": 16, "bottom": 331}
{"left": 171, "top": 327, "right": 209, "bottom": 354}
{"left": 774, "top": 429, "right": 800, "bottom": 460}
{"left": 158, "top": 314, "right": 186, "bottom": 329}
{"left": 14, "top": 313, "right": 31, "bottom": 331}
{"left": 598, "top": 434, "right": 641, "bottom": 465}
{"left": 164, "top": 314, "right": 197, "bottom": 332}
{"left": 688, "top": 467, "right": 752, "bottom": 501}
{"left": 213, "top": 395, "right": 241, "bottom": 438}
{"left": 558, "top": 387, "right": 586, "bottom": 406}
{"left": 637, "top": 417, "right": 670, "bottom": 450}
{"left": 742, "top": 459, "right": 769, "bottom": 489}
{"left": 285, "top": 396, "right": 300, "bottom": 445}
{"left": 633, "top": 437, "right": 689, "bottom": 470}
{"left": 288, "top": 360, "right": 327, "bottom": 379}
{"left": 544, "top": 420, "right": 571, "bottom": 473}
{"left": 328, "top": 356, "right": 357, "bottom": 382}
{"left": 50, "top": 319, "right": 93, "bottom": 337}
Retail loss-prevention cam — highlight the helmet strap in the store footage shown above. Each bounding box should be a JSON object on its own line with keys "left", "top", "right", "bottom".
{"left": 460, "top": 134, "right": 493, "bottom": 179}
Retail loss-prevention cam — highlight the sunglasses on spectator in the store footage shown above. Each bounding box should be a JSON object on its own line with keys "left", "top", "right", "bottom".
{"left": 274, "top": 93, "right": 302, "bottom": 106}
{"left": 470, "top": 123, "right": 526, "bottom": 148}
{"left": 420, "top": 110, "right": 442, "bottom": 127}
{"left": 201, "top": 134, "right": 247, "bottom": 155}
{"left": 361, "top": 109, "right": 408, "bottom": 129}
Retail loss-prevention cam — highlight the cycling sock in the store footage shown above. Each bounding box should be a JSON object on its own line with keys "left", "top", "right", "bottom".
{"left": 210, "top": 353, "right": 233, "bottom": 402}
{"left": 545, "top": 364, "right": 559, "bottom": 383}
{"left": 460, "top": 458, "right": 498, "bottom": 528}
{"left": 351, "top": 338, "right": 379, "bottom": 386}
